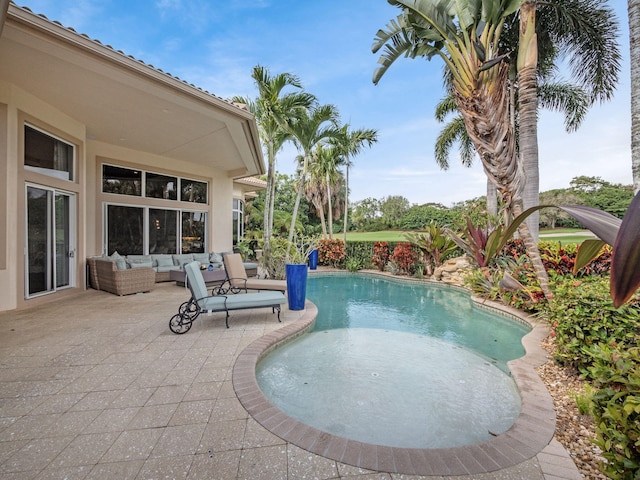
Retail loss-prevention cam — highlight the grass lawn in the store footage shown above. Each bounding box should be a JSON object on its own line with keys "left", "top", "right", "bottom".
{"left": 346, "top": 228, "right": 595, "bottom": 245}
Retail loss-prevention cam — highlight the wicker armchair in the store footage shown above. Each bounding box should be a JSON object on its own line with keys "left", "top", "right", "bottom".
{"left": 92, "top": 258, "right": 155, "bottom": 296}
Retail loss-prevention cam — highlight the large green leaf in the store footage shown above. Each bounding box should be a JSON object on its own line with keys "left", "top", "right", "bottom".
{"left": 611, "top": 191, "right": 640, "bottom": 307}
{"left": 573, "top": 239, "right": 607, "bottom": 274}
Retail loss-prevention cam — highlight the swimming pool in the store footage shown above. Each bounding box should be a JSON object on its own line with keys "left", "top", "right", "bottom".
{"left": 256, "top": 274, "right": 530, "bottom": 449}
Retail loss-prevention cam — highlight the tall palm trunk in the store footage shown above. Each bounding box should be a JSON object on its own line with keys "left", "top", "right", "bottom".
{"left": 263, "top": 140, "right": 276, "bottom": 255}
{"left": 343, "top": 164, "right": 349, "bottom": 242}
{"left": 486, "top": 178, "right": 498, "bottom": 216}
{"left": 455, "top": 61, "right": 552, "bottom": 300}
{"left": 519, "top": 0, "right": 540, "bottom": 242}
{"left": 326, "top": 171, "right": 334, "bottom": 238}
{"left": 631, "top": 0, "right": 640, "bottom": 193}
{"left": 288, "top": 155, "right": 309, "bottom": 255}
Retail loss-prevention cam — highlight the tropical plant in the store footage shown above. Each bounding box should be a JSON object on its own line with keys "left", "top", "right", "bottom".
{"left": 446, "top": 216, "right": 514, "bottom": 269}
{"left": 404, "top": 221, "right": 458, "bottom": 275}
{"left": 317, "top": 238, "right": 346, "bottom": 267}
{"left": 304, "top": 145, "right": 346, "bottom": 238}
{"left": 373, "top": 0, "right": 553, "bottom": 300}
{"left": 330, "top": 125, "right": 378, "bottom": 242}
{"left": 285, "top": 104, "right": 341, "bottom": 257}
{"left": 345, "top": 257, "right": 362, "bottom": 272}
{"left": 372, "top": 241, "right": 391, "bottom": 271}
{"left": 232, "top": 66, "right": 315, "bottom": 260}
{"left": 390, "top": 242, "right": 418, "bottom": 275}
{"left": 515, "top": 0, "right": 621, "bottom": 238}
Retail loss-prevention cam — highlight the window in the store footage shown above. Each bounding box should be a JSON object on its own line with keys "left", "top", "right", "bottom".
{"left": 182, "top": 211, "right": 206, "bottom": 253}
{"left": 232, "top": 199, "right": 244, "bottom": 245}
{"left": 146, "top": 172, "right": 177, "bottom": 200}
{"left": 103, "top": 165, "right": 142, "bottom": 196}
{"left": 149, "top": 209, "right": 178, "bottom": 254}
{"left": 105, "top": 205, "right": 206, "bottom": 255}
{"left": 181, "top": 178, "right": 208, "bottom": 204}
{"left": 106, "top": 205, "right": 144, "bottom": 255}
{"left": 24, "top": 125, "right": 74, "bottom": 181}
{"left": 102, "top": 164, "right": 207, "bottom": 203}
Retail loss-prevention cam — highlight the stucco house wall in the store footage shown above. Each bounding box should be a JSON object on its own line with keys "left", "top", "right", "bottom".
{"left": 0, "top": 4, "right": 264, "bottom": 312}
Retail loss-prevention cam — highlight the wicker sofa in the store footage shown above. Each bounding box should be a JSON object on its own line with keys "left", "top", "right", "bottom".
{"left": 89, "top": 258, "right": 155, "bottom": 296}
{"left": 87, "top": 252, "right": 258, "bottom": 294}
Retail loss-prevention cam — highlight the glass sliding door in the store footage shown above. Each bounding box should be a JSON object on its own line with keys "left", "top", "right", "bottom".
{"left": 26, "top": 185, "right": 76, "bottom": 297}
{"left": 105, "top": 205, "right": 144, "bottom": 256}
{"left": 149, "top": 208, "right": 177, "bottom": 254}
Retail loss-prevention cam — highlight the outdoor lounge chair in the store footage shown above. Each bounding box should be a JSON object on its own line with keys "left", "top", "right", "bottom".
{"left": 169, "top": 261, "right": 286, "bottom": 333}
{"left": 222, "top": 253, "right": 287, "bottom": 293}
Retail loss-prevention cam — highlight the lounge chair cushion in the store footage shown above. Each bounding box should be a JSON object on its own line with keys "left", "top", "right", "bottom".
{"left": 184, "top": 261, "right": 285, "bottom": 313}
{"left": 223, "top": 254, "right": 287, "bottom": 292}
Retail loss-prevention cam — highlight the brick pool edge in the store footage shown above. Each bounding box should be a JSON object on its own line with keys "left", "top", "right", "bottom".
{"left": 232, "top": 282, "right": 556, "bottom": 476}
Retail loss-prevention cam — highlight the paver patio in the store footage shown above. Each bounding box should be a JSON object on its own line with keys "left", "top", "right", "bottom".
{"left": 0, "top": 281, "right": 582, "bottom": 479}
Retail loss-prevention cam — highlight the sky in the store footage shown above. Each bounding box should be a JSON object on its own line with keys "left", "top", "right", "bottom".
{"left": 16, "top": 0, "right": 632, "bottom": 207}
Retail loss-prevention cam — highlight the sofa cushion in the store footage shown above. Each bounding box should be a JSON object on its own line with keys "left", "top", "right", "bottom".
{"left": 173, "top": 254, "right": 194, "bottom": 267}
{"left": 127, "top": 259, "right": 153, "bottom": 269}
{"left": 154, "top": 255, "right": 174, "bottom": 268}
{"left": 192, "top": 253, "right": 210, "bottom": 265}
{"left": 109, "top": 251, "right": 127, "bottom": 270}
{"left": 210, "top": 252, "right": 223, "bottom": 264}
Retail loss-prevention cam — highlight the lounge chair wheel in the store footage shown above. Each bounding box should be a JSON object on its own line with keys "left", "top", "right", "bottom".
{"left": 169, "top": 313, "right": 192, "bottom": 334}
{"left": 178, "top": 300, "right": 199, "bottom": 320}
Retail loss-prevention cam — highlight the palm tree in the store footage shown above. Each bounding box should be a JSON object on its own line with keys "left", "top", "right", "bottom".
{"left": 629, "top": 0, "right": 640, "bottom": 193}
{"left": 515, "top": 0, "right": 621, "bottom": 239}
{"left": 232, "top": 66, "right": 315, "bottom": 257}
{"left": 302, "top": 150, "right": 329, "bottom": 236}
{"left": 433, "top": 94, "right": 498, "bottom": 215}
{"left": 435, "top": 81, "right": 590, "bottom": 219}
{"left": 373, "top": 0, "right": 553, "bottom": 299}
{"left": 303, "top": 146, "right": 348, "bottom": 238}
{"left": 330, "top": 125, "right": 378, "bottom": 242}
{"left": 285, "top": 104, "right": 341, "bottom": 253}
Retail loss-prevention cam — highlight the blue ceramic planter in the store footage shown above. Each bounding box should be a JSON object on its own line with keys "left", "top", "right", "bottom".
{"left": 285, "top": 263, "right": 308, "bottom": 310}
{"left": 309, "top": 249, "right": 319, "bottom": 270}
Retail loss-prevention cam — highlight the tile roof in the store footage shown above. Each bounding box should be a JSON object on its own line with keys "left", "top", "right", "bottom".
{"left": 9, "top": 2, "right": 248, "bottom": 114}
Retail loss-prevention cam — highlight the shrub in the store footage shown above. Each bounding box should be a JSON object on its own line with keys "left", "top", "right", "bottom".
{"left": 345, "top": 257, "right": 362, "bottom": 272}
{"left": 390, "top": 242, "right": 418, "bottom": 275}
{"left": 317, "top": 238, "right": 346, "bottom": 268}
{"left": 587, "top": 344, "right": 640, "bottom": 479}
{"left": 372, "top": 241, "right": 390, "bottom": 271}
{"left": 542, "top": 275, "right": 640, "bottom": 372}
{"left": 505, "top": 239, "right": 612, "bottom": 277}
{"left": 345, "top": 241, "right": 374, "bottom": 269}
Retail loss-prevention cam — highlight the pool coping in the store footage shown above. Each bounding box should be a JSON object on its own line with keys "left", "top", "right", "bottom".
{"left": 232, "top": 273, "right": 556, "bottom": 476}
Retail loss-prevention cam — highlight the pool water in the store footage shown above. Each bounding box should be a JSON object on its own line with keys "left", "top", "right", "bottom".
{"left": 256, "top": 274, "right": 530, "bottom": 449}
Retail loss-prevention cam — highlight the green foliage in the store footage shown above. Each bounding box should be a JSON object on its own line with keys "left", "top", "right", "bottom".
{"left": 345, "top": 257, "right": 362, "bottom": 272}
{"left": 234, "top": 240, "right": 253, "bottom": 259}
{"left": 541, "top": 276, "right": 640, "bottom": 371}
{"left": 379, "top": 195, "right": 411, "bottom": 229}
{"left": 260, "top": 237, "right": 289, "bottom": 280}
{"left": 587, "top": 345, "right": 640, "bottom": 479}
{"left": 404, "top": 221, "right": 459, "bottom": 275}
{"left": 570, "top": 176, "right": 635, "bottom": 219}
{"left": 398, "top": 203, "right": 454, "bottom": 229}
{"left": 574, "top": 384, "right": 596, "bottom": 417}
{"left": 345, "top": 241, "right": 374, "bottom": 269}
{"left": 317, "top": 238, "right": 346, "bottom": 268}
